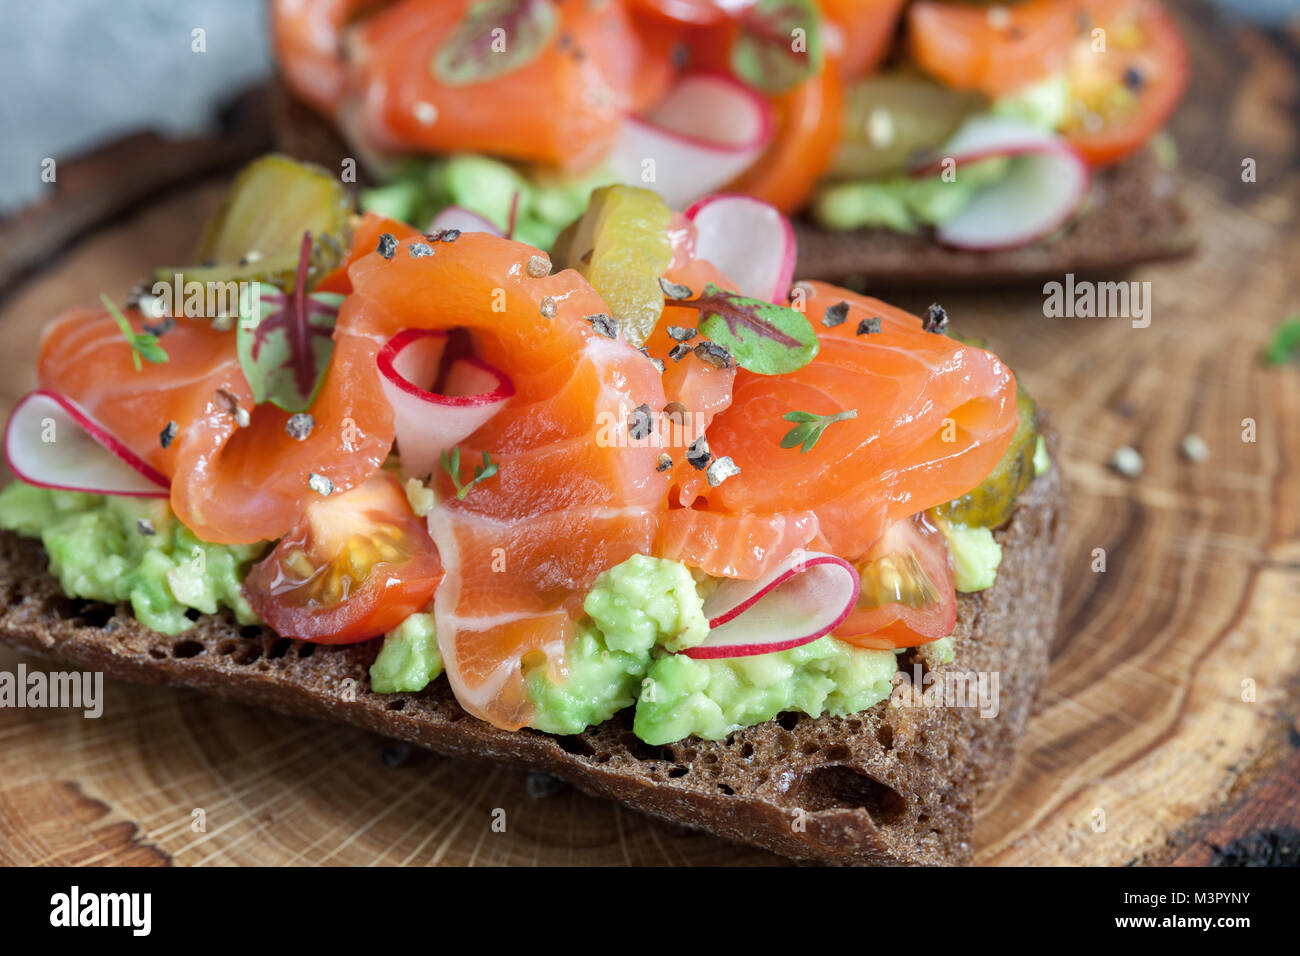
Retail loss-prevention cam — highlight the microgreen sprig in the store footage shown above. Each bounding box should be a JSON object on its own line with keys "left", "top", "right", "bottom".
{"left": 780, "top": 408, "right": 857, "bottom": 453}
{"left": 101, "top": 293, "right": 168, "bottom": 371}
{"left": 692, "top": 283, "right": 818, "bottom": 376}
{"left": 439, "top": 447, "right": 499, "bottom": 500}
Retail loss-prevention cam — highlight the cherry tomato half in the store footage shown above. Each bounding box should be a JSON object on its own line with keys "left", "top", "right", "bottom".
{"left": 834, "top": 514, "right": 957, "bottom": 649}
{"left": 1062, "top": 0, "right": 1190, "bottom": 166}
{"left": 243, "top": 470, "right": 442, "bottom": 643}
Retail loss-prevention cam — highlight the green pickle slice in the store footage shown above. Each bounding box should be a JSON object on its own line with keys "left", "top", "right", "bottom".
{"left": 933, "top": 387, "right": 1039, "bottom": 529}
{"left": 828, "top": 73, "right": 985, "bottom": 183}
{"left": 552, "top": 185, "right": 672, "bottom": 346}
{"left": 158, "top": 154, "right": 353, "bottom": 293}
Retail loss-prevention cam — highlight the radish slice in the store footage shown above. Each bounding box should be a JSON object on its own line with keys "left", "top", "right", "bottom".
{"left": 683, "top": 550, "right": 860, "bottom": 660}
{"left": 377, "top": 329, "right": 514, "bottom": 479}
{"left": 911, "top": 115, "right": 1090, "bottom": 252}
{"left": 684, "top": 194, "right": 797, "bottom": 302}
{"left": 607, "top": 73, "right": 773, "bottom": 210}
{"left": 428, "top": 205, "right": 504, "bottom": 238}
{"left": 4, "top": 390, "right": 169, "bottom": 497}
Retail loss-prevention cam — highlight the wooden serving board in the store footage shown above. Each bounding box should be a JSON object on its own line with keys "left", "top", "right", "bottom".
{"left": 0, "top": 4, "right": 1297, "bottom": 867}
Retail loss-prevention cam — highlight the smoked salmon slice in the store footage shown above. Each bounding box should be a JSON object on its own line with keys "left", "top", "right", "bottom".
{"left": 277, "top": 0, "right": 679, "bottom": 170}
{"left": 907, "top": 0, "right": 1080, "bottom": 97}
{"left": 669, "top": 282, "right": 1019, "bottom": 564}
{"left": 37, "top": 307, "right": 393, "bottom": 545}
{"left": 642, "top": 257, "right": 738, "bottom": 505}
{"left": 343, "top": 231, "right": 670, "bottom": 729}
{"left": 656, "top": 507, "right": 820, "bottom": 580}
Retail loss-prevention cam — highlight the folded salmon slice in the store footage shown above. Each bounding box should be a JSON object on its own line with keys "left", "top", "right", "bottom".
{"left": 651, "top": 283, "right": 1017, "bottom": 572}
{"left": 698, "top": 283, "right": 1019, "bottom": 559}
{"left": 36, "top": 308, "right": 393, "bottom": 545}
{"left": 39, "top": 229, "right": 668, "bottom": 732}
{"left": 307, "top": 0, "right": 678, "bottom": 169}
{"left": 344, "top": 232, "right": 670, "bottom": 729}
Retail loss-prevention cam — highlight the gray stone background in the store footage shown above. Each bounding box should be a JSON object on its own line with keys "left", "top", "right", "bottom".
{"left": 0, "top": 0, "right": 1293, "bottom": 215}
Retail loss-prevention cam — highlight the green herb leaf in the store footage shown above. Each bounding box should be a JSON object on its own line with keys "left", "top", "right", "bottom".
{"left": 779, "top": 423, "right": 814, "bottom": 450}
{"left": 1264, "top": 314, "right": 1300, "bottom": 366}
{"left": 730, "top": 0, "right": 822, "bottom": 95}
{"left": 133, "top": 338, "right": 170, "bottom": 364}
{"left": 780, "top": 408, "right": 857, "bottom": 454}
{"left": 236, "top": 232, "right": 343, "bottom": 413}
{"left": 441, "top": 447, "right": 499, "bottom": 500}
{"left": 237, "top": 281, "right": 343, "bottom": 413}
{"left": 433, "top": 0, "right": 558, "bottom": 86}
{"left": 101, "top": 293, "right": 169, "bottom": 372}
{"left": 693, "top": 284, "right": 818, "bottom": 375}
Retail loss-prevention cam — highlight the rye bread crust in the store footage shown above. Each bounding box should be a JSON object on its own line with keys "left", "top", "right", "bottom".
{"left": 0, "top": 449, "right": 1063, "bottom": 866}
{"left": 793, "top": 148, "right": 1195, "bottom": 288}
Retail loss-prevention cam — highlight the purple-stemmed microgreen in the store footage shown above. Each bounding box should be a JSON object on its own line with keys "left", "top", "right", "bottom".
{"left": 690, "top": 283, "right": 818, "bottom": 375}
{"left": 236, "top": 231, "right": 344, "bottom": 413}
{"left": 433, "top": 0, "right": 558, "bottom": 85}
{"left": 731, "top": 0, "right": 823, "bottom": 94}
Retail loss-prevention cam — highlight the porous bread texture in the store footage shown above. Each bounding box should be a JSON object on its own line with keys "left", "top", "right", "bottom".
{"left": 0, "top": 444, "right": 1064, "bottom": 866}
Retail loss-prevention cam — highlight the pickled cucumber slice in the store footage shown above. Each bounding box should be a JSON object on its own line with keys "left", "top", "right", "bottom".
{"left": 828, "top": 73, "right": 985, "bottom": 183}
{"left": 552, "top": 185, "right": 672, "bottom": 346}
{"left": 933, "top": 387, "right": 1038, "bottom": 529}
{"left": 158, "top": 154, "right": 353, "bottom": 293}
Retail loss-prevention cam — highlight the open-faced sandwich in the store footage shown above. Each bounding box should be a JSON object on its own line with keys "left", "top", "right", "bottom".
{"left": 0, "top": 156, "right": 1064, "bottom": 865}
{"left": 270, "top": 0, "right": 1192, "bottom": 287}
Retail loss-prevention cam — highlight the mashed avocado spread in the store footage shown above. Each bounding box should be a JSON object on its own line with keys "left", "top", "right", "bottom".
{"left": 370, "top": 612, "right": 442, "bottom": 693}
{"left": 362, "top": 154, "right": 616, "bottom": 251}
{"left": 942, "top": 522, "right": 1003, "bottom": 594}
{"left": 0, "top": 476, "right": 1012, "bottom": 743}
{"left": 525, "top": 555, "right": 708, "bottom": 734}
{"left": 633, "top": 637, "right": 899, "bottom": 746}
{"left": 811, "top": 73, "right": 1071, "bottom": 234}
{"left": 0, "top": 481, "right": 262, "bottom": 635}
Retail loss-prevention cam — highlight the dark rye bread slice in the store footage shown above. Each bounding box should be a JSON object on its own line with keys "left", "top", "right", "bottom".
{"left": 269, "top": 77, "right": 1193, "bottom": 290}
{"left": 0, "top": 449, "right": 1063, "bottom": 866}
{"left": 795, "top": 147, "right": 1195, "bottom": 289}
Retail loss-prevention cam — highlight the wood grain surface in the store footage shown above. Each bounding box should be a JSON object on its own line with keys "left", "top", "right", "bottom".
{"left": 0, "top": 3, "right": 1297, "bottom": 866}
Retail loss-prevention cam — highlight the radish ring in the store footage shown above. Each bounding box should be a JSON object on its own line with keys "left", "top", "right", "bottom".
{"left": 376, "top": 329, "right": 514, "bottom": 479}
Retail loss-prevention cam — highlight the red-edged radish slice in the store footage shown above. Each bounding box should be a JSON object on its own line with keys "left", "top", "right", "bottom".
{"left": 683, "top": 550, "right": 860, "bottom": 660}
{"left": 428, "top": 205, "right": 504, "bottom": 237}
{"left": 608, "top": 73, "right": 774, "bottom": 210}
{"left": 911, "top": 115, "right": 1090, "bottom": 251}
{"left": 684, "top": 194, "right": 797, "bottom": 302}
{"left": 4, "top": 390, "right": 170, "bottom": 497}
{"left": 377, "top": 329, "right": 514, "bottom": 479}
